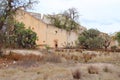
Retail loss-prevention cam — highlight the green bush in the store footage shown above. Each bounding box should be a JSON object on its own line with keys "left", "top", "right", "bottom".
{"left": 13, "top": 22, "right": 37, "bottom": 48}
{"left": 78, "top": 29, "right": 104, "bottom": 49}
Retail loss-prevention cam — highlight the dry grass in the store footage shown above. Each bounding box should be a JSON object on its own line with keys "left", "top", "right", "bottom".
{"left": 103, "top": 66, "right": 113, "bottom": 73}
{"left": 88, "top": 66, "right": 99, "bottom": 74}
{"left": 118, "top": 73, "right": 120, "bottom": 78}
{"left": 0, "top": 53, "right": 66, "bottom": 68}
{"left": 0, "top": 53, "right": 44, "bottom": 68}
{"left": 43, "top": 54, "right": 63, "bottom": 63}
{"left": 103, "top": 66, "right": 109, "bottom": 73}
{"left": 2, "top": 52, "right": 43, "bottom": 62}
{"left": 72, "top": 69, "right": 82, "bottom": 79}
{"left": 1, "top": 49, "right": 120, "bottom": 80}
{"left": 0, "top": 62, "right": 120, "bottom": 80}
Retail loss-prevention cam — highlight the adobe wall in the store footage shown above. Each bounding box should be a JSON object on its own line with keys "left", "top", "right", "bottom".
{"left": 15, "top": 10, "right": 78, "bottom": 48}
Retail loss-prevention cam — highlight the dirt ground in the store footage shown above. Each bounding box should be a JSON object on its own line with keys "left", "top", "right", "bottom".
{"left": 0, "top": 62, "right": 120, "bottom": 80}
{"left": 0, "top": 49, "right": 120, "bottom": 80}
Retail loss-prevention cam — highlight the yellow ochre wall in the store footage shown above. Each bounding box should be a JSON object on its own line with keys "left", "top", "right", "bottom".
{"left": 15, "top": 10, "right": 78, "bottom": 48}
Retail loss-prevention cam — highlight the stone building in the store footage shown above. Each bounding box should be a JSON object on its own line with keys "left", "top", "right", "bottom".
{"left": 15, "top": 10, "right": 86, "bottom": 48}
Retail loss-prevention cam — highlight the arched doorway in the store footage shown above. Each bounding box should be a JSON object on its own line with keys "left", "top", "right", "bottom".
{"left": 54, "top": 39, "right": 58, "bottom": 48}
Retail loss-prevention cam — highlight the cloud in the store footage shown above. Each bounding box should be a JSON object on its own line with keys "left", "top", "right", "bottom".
{"left": 81, "top": 19, "right": 120, "bottom": 34}
{"left": 33, "top": 0, "right": 120, "bottom": 33}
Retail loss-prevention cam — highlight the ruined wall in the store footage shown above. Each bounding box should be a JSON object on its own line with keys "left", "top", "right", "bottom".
{"left": 15, "top": 10, "right": 79, "bottom": 48}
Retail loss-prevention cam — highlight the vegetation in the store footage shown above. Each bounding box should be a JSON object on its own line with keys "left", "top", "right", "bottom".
{"left": 47, "top": 8, "right": 80, "bottom": 48}
{"left": 111, "top": 45, "right": 117, "bottom": 51}
{"left": 88, "top": 66, "right": 99, "bottom": 74}
{"left": 0, "top": 0, "right": 38, "bottom": 29}
{"left": 0, "top": 22, "right": 37, "bottom": 48}
{"left": 14, "top": 22, "right": 37, "bottom": 48}
{"left": 0, "top": 0, "right": 38, "bottom": 49}
{"left": 116, "top": 32, "right": 120, "bottom": 45}
{"left": 72, "top": 69, "right": 82, "bottom": 79}
{"left": 78, "top": 29, "right": 104, "bottom": 49}
{"left": 47, "top": 8, "right": 80, "bottom": 32}
{"left": 78, "top": 28, "right": 111, "bottom": 49}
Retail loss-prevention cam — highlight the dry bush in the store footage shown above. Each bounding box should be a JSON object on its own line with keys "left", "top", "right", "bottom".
{"left": 72, "top": 69, "right": 82, "bottom": 79}
{"left": 75, "top": 49, "right": 82, "bottom": 53}
{"left": 21, "top": 54, "right": 43, "bottom": 62}
{"left": 44, "top": 54, "right": 62, "bottom": 63}
{"left": 2, "top": 53, "right": 23, "bottom": 61}
{"left": 83, "top": 54, "right": 92, "bottom": 62}
{"left": 62, "top": 54, "right": 71, "bottom": 60}
{"left": 2, "top": 52, "right": 43, "bottom": 62}
{"left": 103, "top": 66, "right": 112, "bottom": 73}
{"left": 91, "top": 53, "right": 97, "bottom": 58}
{"left": 118, "top": 73, "right": 120, "bottom": 78}
{"left": 88, "top": 66, "right": 99, "bottom": 74}
{"left": 83, "top": 53, "right": 97, "bottom": 62}
{"left": 73, "top": 56, "right": 79, "bottom": 61}
{"left": 0, "top": 53, "right": 44, "bottom": 68}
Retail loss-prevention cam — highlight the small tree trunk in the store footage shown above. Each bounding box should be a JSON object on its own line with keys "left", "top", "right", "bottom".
{"left": 0, "top": 44, "right": 3, "bottom": 57}
{"left": 104, "top": 46, "right": 107, "bottom": 51}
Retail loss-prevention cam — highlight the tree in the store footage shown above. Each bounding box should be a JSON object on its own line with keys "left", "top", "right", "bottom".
{"left": 0, "top": 0, "right": 38, "bottom": 30}
{"left": 0, "top": 0, "right": 38, "bottom": 48}
{"left": 47, "top": 8, "right": 80, "bottom": 32}
{"left": 62, "top": 8, "right": 80, "bottom": 32}
{"left": 78, "top": 29, "right": 104, "bottom": 49}
{"left": 47, "top": 14, "right": 62, "bottom": 29}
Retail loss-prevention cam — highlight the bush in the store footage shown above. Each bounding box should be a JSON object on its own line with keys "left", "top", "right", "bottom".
{"left": 78, "top": 29, "right": 106, "bottom": 49}
{"left": 2, "top": 52, "right": 43, "bottom": 62}
{"left": 14, "top": 22, "right": 37, "bottom": 48}
{"left": 88, "top": 66, "right": 99, "bottom": 74}
{"left": 72, "top": 69, "right": 82, "bottom": 79}
{"left": 45, "top": 45, "right": 50, "bottom": 51}
{"left": 44, "top": 54, "right": 62, "bottom": 63}
{"left": 111, "top": 46, "right": 117, "bottom": 51}
{"left": 103, "top": 66, "right": 112, "bottom": 73}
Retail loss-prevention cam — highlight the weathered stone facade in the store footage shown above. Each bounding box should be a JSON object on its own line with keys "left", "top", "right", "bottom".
{"left": 15, "top": 10, "right": 86, "bottom": 48}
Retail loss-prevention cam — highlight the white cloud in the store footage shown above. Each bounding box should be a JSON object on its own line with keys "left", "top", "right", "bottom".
{"left": 33, "top": 0, "right": 120, "bottom": 33}
{"left": 81, "top": 20, "right": 120, "bottom": 34}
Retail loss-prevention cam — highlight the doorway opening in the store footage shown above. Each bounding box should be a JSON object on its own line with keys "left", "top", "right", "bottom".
{"left": 54, "top": 39, "right": 58, "bottom": 48}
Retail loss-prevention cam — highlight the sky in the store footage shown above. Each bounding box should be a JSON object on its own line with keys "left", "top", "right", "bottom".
{"left": 32, "top": 0, "right": 120, "bottom": 34}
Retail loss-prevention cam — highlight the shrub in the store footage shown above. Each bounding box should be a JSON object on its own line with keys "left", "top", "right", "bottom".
{"left": 111, "top": 45, "right": 117, "bottom": 51}
{"left": 83, "top": 54, "right": 92, "bottom": 62}
{"left": 118, "top": 73, "right": 120, "bottom": 78}
{"left": 88, "top": 66, "right": 99, "bottom": 74}
{"left": 12, "top": 22, "right": 38, "bottom": 48}
{"left": 2, "top": 52, "right": 43, "bottom": 62}
{"left": 44, "top": 54, "right": 62, "bottom": 63}
{"left": 72, "top": 69, "right": 82, "bottom": 79}
{"left": 1, "top": 52, "right": 43, "bottom": 67}
{"left": 45, "top": 45, "right": 50, "bottom": 52}
{"left": 78, "top": 29, "right": 105, "bottom": 49}
{"left": 103, "top": 66, "right": 112, "bottom": 73}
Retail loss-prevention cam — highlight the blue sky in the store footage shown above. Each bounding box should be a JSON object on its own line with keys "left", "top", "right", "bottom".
{"left": 32, "top": 0, "right": 120, "bottom": 34}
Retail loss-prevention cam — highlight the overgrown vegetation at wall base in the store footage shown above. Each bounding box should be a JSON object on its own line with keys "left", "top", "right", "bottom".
{"left": 0, "top": 22, "right": 37, "bottom": 48}
{"left": 78, "top": 29, "right": 110, "bottom": 49}
{"left": 13, "top": 22, "right": 37, "bottom": 48}
{"left": 0, "top": 0, "right": 38, "bottom": 49}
